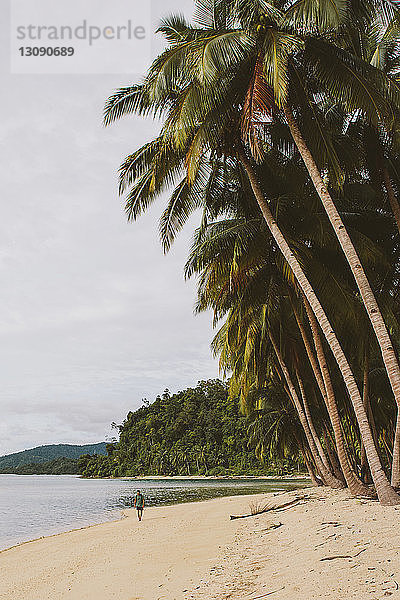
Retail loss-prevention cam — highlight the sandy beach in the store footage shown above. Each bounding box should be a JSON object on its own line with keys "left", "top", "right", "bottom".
{"left": 1, "top": 486, "right": 400, "bottom": 600}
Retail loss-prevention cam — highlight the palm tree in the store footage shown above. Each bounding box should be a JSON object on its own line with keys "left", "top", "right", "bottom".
{"left": 105, "top": 95, "right": 398, "bottom": 502}
{"left": 103, "top": 1, "right": 400, "bottom": 504}
{"left": 343, "top": 17, "right": 400, "bottom": 484}
{"left": 268, "top": 332, "right": 343, "bottom": 487}
{"left": 237, "top": 150, "right": 397, "bottom": 502}
{"left": 237, "top": 0, "right": 400, "bottom": 486}
{"left": 298, "top": 296, "right": 373, "bottom": 495}
{"left": 188, "top": 195, "right": 378, "bottom": 496}
{"left": 181, "top": 0, "right": 400, "bottom": 491}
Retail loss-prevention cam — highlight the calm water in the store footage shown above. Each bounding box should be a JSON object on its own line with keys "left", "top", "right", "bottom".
{"left": 0, "top": 475, "right": 307, "bottom": 551}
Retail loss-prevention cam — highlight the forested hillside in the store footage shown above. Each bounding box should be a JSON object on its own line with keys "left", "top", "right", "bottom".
{"left": 0, "top": 457, "right": 80, "bottom": 475}
{"left": 0, "top": 443, "right": 107, "bottom": 470}
{"left": 79, "top": 380, "right": 285, "bottom": 477}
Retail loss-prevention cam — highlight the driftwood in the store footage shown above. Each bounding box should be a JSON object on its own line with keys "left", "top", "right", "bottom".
{"left": 230, "top": 496, "right": 305, "bottom": 520}
{"left": 320, "top": 555, "right": 353, "bottom": 561}
{"left": 320, "top": 548, "right": 367, "bottom": 561}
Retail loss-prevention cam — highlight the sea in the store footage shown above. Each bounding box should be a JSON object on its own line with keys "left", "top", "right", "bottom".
{"left": 0, "top": 474, "right": 308, "bottom": 551}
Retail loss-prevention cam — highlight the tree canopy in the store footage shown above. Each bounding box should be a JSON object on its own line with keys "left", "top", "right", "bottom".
{"left": 104, "top": 0, "right": 400, "bottom": 504}
{"left": 79, "top": 380, "right": 300, "bottom": 478}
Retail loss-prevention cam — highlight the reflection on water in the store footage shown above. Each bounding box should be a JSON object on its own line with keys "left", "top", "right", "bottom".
{"left": 0, "top": 475, "right": 308, "bottom": 551}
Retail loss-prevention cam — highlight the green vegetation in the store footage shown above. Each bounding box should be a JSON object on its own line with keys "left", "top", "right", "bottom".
{"left": 79, "top": 380, "right": 299, "bottom": 477}
{"left": 0, "top": 457, "right": 80, "bottom": 475}
{"left": 103, "top": 0, "right": 400, "bottom": 505}
{"left": 0, "top": 443, "right": 107, "bottom": 471}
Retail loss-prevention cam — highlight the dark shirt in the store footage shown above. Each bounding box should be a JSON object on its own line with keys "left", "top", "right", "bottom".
{"left": 134, "top": 493, "right": 144, "bottom": 508}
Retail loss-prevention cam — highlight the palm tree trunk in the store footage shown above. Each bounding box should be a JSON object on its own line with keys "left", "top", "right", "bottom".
{"left": 297, "top": 436, "right": 323, "bottom": 486}
{"left": 282, "top": 381, "right": 325, "bottom": 482}
{"left": 291, "top": 300, "right": 327, "bottom": 404}
{"left": 295, "top": 368, "right": 332, "bottom": 472}
{"left": 392, "top": 413, "right": 400, "bottom": 487}
{"left": 377, "top": 157, "right": 400, "bottom": 480}
{"left": 292, "top": 299, "right": 356, "bottom": 485}
{"left": 361, "top": 350, "right": 372, "bottom": 485}
{"left": 303, "top": 297, "right": 374, "bottom": 497}
{"left": 305, "top": 454, "right": 323, "bottom": 485}
{"left": 292, "top": 302, "right": 350, "bottom": 485}
{"left": 284, "top": 104, "right": 400, "bottom": 488}
{"left": 322, "top": 423, "right": 345, "bottom": 483}
{"left": 283, "top": 379, "right": 328, "bottom": 481}
{"left": 237, "top": 146, "right": 399, "bottom": 504}
{"left": 270, "top": 333, "right": 344, "bottom": 488}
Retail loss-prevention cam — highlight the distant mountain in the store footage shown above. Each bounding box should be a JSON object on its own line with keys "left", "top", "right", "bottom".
{"left": 0, "top": 443, "right": 107, "bottom": 470}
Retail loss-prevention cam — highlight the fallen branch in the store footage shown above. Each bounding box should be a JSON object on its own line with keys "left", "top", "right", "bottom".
{"left": 320, "top": 555, "right": 352, "bottom": 561}
{"left": 230, "top": 497, "right": 305, "bottom": 520}
{"left": 320, "top": 548, "right": 367, "bottom": 562}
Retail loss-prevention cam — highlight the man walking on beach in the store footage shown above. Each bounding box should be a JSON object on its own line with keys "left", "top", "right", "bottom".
{"left": 133, "top": 490, "right": 145, "bottom": 521}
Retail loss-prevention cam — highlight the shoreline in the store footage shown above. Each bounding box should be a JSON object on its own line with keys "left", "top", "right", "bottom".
{"left": 2, "top": 486, "right": 398, "bottom": 599}
{"left": 0, "top": 513, "right": 128, "bottom": 556}
{"left": 0, "top": 491, "right": 272, "bottom": 600}
{"left": 0, "top": 474, "right": 311, "bottom": 555}
{"left": 116, "top": 474, "right": 310, "bottom": 480}
{"left": 0, "top": 472, "right": 309, "bottom": 479}
{"left": 79, "top": 474, "right": 310, "bottom": 481}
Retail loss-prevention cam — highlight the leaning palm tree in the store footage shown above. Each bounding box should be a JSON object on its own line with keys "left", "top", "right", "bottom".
{"left": 339, "top": 15, "right": 400, "bottom": 483}
{"left": 187, "top": 149, "right": 396, "bottom": 498}
{"left": 187, "top": 188, "right": 383, "bottom": 495}
{"left": 105, "top": 108, "right": 399, "bottom": 503}
{"left": 175, "top": 0, "right": 400, "bottom": 486}
{"left": 104, "top": 2, "right": 400, "bottom": 503}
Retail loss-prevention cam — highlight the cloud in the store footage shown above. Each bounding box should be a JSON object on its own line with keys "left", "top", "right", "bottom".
{"left": 0, "top": 0, "right": 220, "bottom": 455}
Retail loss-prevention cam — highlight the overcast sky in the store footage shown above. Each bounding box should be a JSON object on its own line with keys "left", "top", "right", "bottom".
{"left": 0, "top": 0, "right": 221, "bottom": 455}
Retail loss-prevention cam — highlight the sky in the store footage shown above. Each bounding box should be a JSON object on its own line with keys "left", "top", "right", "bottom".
{"left": 0, "top": 0, "right": 221, "bottom": 455}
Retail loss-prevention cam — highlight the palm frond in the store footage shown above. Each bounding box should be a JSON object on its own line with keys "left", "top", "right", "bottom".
{"left": 284, "top": 0, "right": 348, "bottom": 33}
{"left": 104, "top": 85, "right": 151, "bottom": 126}
{"left": 262, "top": 30, "right": 304, "bottom": 107}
